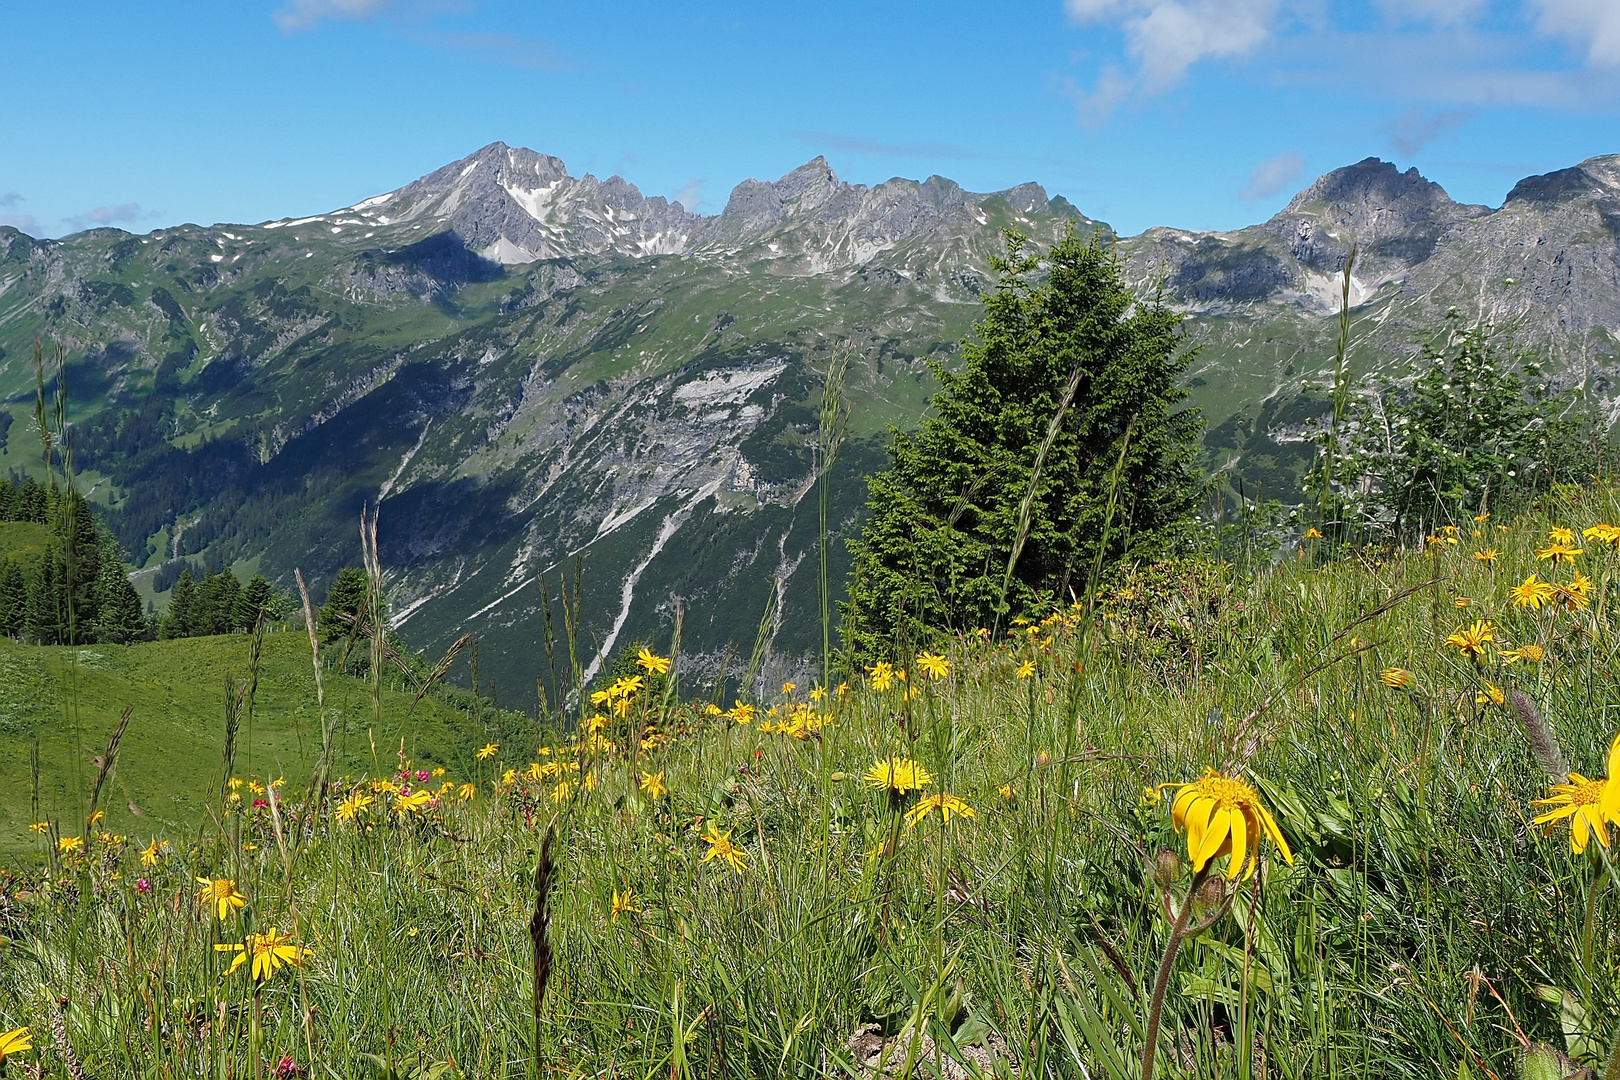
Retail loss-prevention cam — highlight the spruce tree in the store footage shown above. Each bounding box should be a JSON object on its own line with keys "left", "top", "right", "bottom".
{"left": 25, "top": 542, "right": 67, "bottom": 645}
{"left": 237, "top": 574, "right": 276, "bottom": 631}
{"left": 0, "top": 559, "right": 25, "bottom": 637}
{"left": 16, "top": 477, "right": 46, "bottom": 524}
{"left": 55, "top": 490, "right": 101, "bottom": 644}
{"left": 95, "top": 547, "right": 150, "bottom": 644}
{"left": 318, "top": 567, "right": 369, "bottom": 644}
{"left": 161, "top": 569, "right": 197, "bottom": 640}
{"left": 843, "top": 228, "right": 1203, "bottom": 662}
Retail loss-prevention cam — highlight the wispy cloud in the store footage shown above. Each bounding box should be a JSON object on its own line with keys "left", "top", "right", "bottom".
{"left": 410, "top": 30, "right": 570, "bottom": 69}
{"left": 0, "top": 192, "right": 21, "bottom": 209}
{"left": 273, "top": 0, "right": 393, "bottom": 33}
{"left": 1240, "top": 151, "right": 1305, "bottom": 199}
{"left": 65, "top": 203, "right": 148, "bottom": 231}
{"left": 1533, "top": 0, "right": 1620, "bottom": 66}
{"left": 672, "top": 180, "right": 704, "bottom": 212}
{"left": 1371, "top": 0, "right": 1489, "bottom": 25}
{"left": 0, "top": 215, "right": 37, "bottom": 234}
{"left": 1382, "top": 108, "right": 1470, "bottom": 155}
{"left": 791, "top": 131, "right": 986, "bottom": 159}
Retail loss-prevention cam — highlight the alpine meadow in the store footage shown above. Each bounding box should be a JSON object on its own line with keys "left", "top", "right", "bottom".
{"left": 5, "top": 109, "right": 1620, "bottom": 1080}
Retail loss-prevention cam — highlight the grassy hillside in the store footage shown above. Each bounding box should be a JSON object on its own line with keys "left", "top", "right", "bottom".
{"left": 6, "top": 487, "right": 1620, "bottom": 1076}
{"left": 0, "top": 631, "right": 504, "bottom": 854}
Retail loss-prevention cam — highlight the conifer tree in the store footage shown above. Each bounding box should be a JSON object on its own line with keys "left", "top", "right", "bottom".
{"left": 236, "top": 573, "right": 276, "bottom": 631}
{"left": 843, "top": 228, "right": 1203, "bottom": 662}
{"left": 0, "top": 559, "right": 25, "bottom": 637}
{"left": 26, "top": 541, "right": 67, "bottom": 644}
{"left": 16, "top": 477, "right": 46, "bottom": 524}
{"left": 95, "top": 547, "right": 150, "bottom": 644}
{"left": 161, "top": 568, "right": 197, "bottom": 640}
{"left": 318, "top": 566, "right": 370, "bottom": 644}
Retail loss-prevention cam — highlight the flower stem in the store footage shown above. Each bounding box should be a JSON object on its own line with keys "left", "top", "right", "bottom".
{"left": 1142, "top": 864, "right": 1209, "bottom": 1080}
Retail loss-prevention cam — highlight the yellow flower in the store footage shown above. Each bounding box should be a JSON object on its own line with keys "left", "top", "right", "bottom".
{"left": 999, "top": 784, "right": 1017, "bottom": 800}
{"left": 1476, "top": 681, "right": 1505, "bottom": 705}
{"left": 1557, "top": 573, "right": 1594, "bottom": 611}
{"left": 247, "top": 781, "right": 264, "bottom": 796}
{"left": 140, "top": 839, "right": 164, "bottom": 866}
{"left": 1473, "top": 512, "right": 1490, "bottom": 522}
{"left": 0, "top": 1026, "right": 31, "bottom": 1063}
{"left": 1511, "top": 575, "right": 1557, "bottom": 610}
{"left": 610, "top": 888, "right": 642, "bottom": 922}
{"left": 335, "top": 791, "right": 373, "bottom": 822}
{"left": 197, "top": 877, "right": 247, "bottom": 920}
{"left": 728, "top": 701, "right": 755, "bottom": 725}
{"left": 88, "top": 810, "right": 105, "bottom": 827}
{"left": 781, "top": 681, "right": 796, "bottom": 694}
{"left": 701, "top": 824, "right": 746, "bottom": 874}
{"left": 1015, "top": 659, "right": 1037, "bottom": 679}
{"left": 903, "top": 793, "right": 976, "bottom": 829}
{"left": 1583, "top": 523, "right": 1620, "bottom": 545}
{"left": 457, "top": 782, "right": 476, "bottom": 801}
{"left": 1443, "top": 620, "right": 1495, "bottom": 660}
{"left": 639, "top": 771, "right": 667, "bottom": 800}
{"left": 915, "top": 651, "right": 951, "bottom": 680}
{"left": 477, "top": 743, "right": 499, "bottom": 760}
{"left": 1535, "top": 773, "right": 1611, "bottom": 853}
{"left": 868, "top": 661, "right": 895, "bottom": 693}
{"left": 1453, "top": 596, "right": 1473, "bottom": 608}
{"left": 636, "top": 648, "right": 672, "bottom": 676}
{"left": 1160, "top": 769, "right": 1293, "bottom": 880}
{"left": 394, "top": 789, "right": 432, "bottom": 815}
{"left": 58, "top": 835, "right": 83, "bottom": 855}
{"left": 1503, "top": 643, "right": 1545, "bottom": 665}
{"left": 809, "top": 686, "right": 827, "bottom": 702}
{"left": 214, "top": 926, "right": 311, "bottom": 981}
{"left": 28, "top": 821, "right": 49, "bottom": 833}
{"left": 1380, "top": 668, "right": 1414, "bottom": 689}
{"left": 863, "top": 758, "right": 934, "bottom": 795}
{"left": 1549, "top": 526, "right": 1576, "bottom": 546}
{"left": 551, "top": 781, "right": 572, "bottom": 803}
{"left": 1302, "top": 526, "right": 1323, "bottom": 539}
{"left": 1536, "top": 541, "right": 1583, "bottom": 564}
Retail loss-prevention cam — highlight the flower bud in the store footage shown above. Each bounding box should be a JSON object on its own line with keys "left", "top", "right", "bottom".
{"left": 1518, "top": 1043, "right": 1575, "bottom": 1080}
{"left": 1196, "top": 875, "right": 1226, "bottom": 910}
{"left": 1150, "top": 848, "right": 1180, "bottom": 890}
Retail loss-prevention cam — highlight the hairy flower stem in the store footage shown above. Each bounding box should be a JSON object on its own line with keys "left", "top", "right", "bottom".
{"left": 1142, "top": 864, "right": 1209, "bottom": 1080}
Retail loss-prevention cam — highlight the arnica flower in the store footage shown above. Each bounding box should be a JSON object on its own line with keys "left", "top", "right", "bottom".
{"left": 868, "top": 661, "right": 896, "bottom": 693}
{"left": 999, "top": 784, "right": 1017, "bottom": 800}
{"left": 639, "top": 771, "right": 668, "bottom": 800}
{"left": 197, "top": 877, "right": 247, "bottom": 920}
{"left": 781, "top": 681, "right": 796, "bottom": 694}
{"left": 701, "top": 824, "right": 747, "bottom": 874}
{"left": 1302, "top": 526, "right": 1323, "bottom": 540}
{"left": 28, "top": 821, "right": 48, "bottom": 834}
{"left": 610, "top": 888, "right": 641, "bottom": 922}
{"left": 863, "top": 758, "right": 933, "bottom": 796}
{"left": 550, "top": 781, "right": 572, "bottom": 803}
{"left": 1473, "top": 548, "right": 1500, "bottom": 563}
{"left": 916, "top": 651, "right": 951, "bottom": 680}
{"left": 903, "top": 793, "right": 976, "bottom": 829}
{"left": 1503, "top": 643, "right": 1546, "bottom": 665}
{"left": 1512, "top": 575, "right": 1558, "bottom": 610}
{"left": 1453, "top": 596, "right": 1473, "bottom": 608}
{"left": 394, "top": 790, "right": 432, "bottom": 816}
{"left": 1536, "top": 541, "right": 1583, "bottom": 564}
{"left": 1549, "top": 526, "right": 1576, "bottom": 546}
{"left": 1476, "top": 681, "right": 1506, "bottom": 705}
{"left": 0, "top": 1026, "right": 31, "bottom": 1064}
{"left": 1444, "top": 620, "right": 1495, "bottom": 661}
{"left": 476, "top": 743, "right": 499, "bottom": 760}
{"left": 1015, "top": 659, "right": 1038, "bottom": 679}
{"left": 1159, "top": 769, "right": 1293, "bottom": 881}
{"left": 215, "top": 927, "right": 311, "bottom": 981}
{"left": 1583, "top": 523, "right": 1620, "bottom": 545}
{"left": 1557, "top": 573, "right": 1594, "bottom": 611}
{"left": 456, "top": 782, "right": 476, "bottom": 801}
{"left": 635, "top": 647, "right": 672, "bottom": 676}
{"left": 1380, "top": 668, "right": 1415, "bottom": 690}
{"left": 1534, "top": 773, "right": 1611, "bottom": 853}
{"left": 728, "top": 701, "right": 756, "bottom": 725}
{"left": 334, "top": 791, "right": 373, "bottom": 822}
{"left": 58, "top": 835, "right": 83, "bottom": 854}
{"left": 140, "top": 839, "right": 164, "bottom": 866}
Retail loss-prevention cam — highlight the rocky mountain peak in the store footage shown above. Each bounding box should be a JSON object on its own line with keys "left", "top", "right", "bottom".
{"left": 1505, "top": 155, "right": 1620, "bottom": 206}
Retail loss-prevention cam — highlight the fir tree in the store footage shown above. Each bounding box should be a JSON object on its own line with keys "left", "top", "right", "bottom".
{"left": 0, "top": 559, "right": 25, "bottom": 637}
{"left": 843, "top": 228, "right": 1203, "bottom": 662}
{"left": 318, "top": 566, "right": 369, "bottom": 644}
{"left": 26, "top": 541, "right": 67, "bottom": 644}
{"left": 95, "top": 546, "right": 150, "bottom": 644}
{"left": 192, "top": 569, "right": 243, "bottom": 635}
{"left": 55, "top": 489, "right": 101, "bottom": 644}
{"left": 161, "top": 568, "right": 197, "bottom": 640}
{"left": 16, "top": 477, "right": 46, "bottom": 524}
{"left": 236, "top": 573, "right": 276, "bottom": 631}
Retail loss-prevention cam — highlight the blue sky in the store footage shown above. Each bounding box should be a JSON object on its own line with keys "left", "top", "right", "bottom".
{"left": 2, "top": 0, "right": 1616, "bottom": 239}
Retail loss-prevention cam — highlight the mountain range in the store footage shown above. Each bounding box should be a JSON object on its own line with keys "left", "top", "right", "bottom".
{"left": 0, "top": 142, "right": 1615, "bottom": 703}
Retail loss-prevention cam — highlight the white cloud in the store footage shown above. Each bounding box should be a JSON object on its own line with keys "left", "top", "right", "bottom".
{"left": 1382, "top": 108, "right": 1470, "bottom": 155}
{"left": 1532, "top": 0, "right": 1620, "bottom": 66}
{"left": 66, "top": 203, "right": 146, "bottom": 230}
{"left": 1371, "top": 0, "right": 1488, "bottom": 24}
{"left": 0, "top": 214, "right": 37, "bottom": 234}
{"left": 1064, "top": 0, "right": 1285, "bottom": 100}
{"left": 1240, "top": 152, "right": 1305, "bottom": 199}
{"left": 672, "top": 180, "right": 704, "bottom": 213}
{"left": 272, "top": 0, "right": 392, "bottom": 33}
{"left": 0, "top": 192, "right": 21, "bottom": 208}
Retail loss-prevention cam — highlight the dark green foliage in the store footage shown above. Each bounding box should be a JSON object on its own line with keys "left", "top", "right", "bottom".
{"left": 1326, "top": 316, "right": 1595, "bottom": 537}
{"left": 0, "top": 559, "right": 25, "bottom": 637}
{"left": 190, "top": 569, "right": 243, "bottom": 635}
{"left": 161, "top": 569, "right": 196, "bottom": 640}
{"left": 843, "top": 229, "right": 1203, "bottom": 662}
{"left": 25, "top": 541, "right": 67, "bottom": 644}
{"left": 236, "top": 573, "right": 277, "bottom": 631}
{"left": 15, "top": 477, "right": 47, "bottom": 524}
{"left": 95, "top": 544, "right": 150, "bottom": 644}
{"left": 318, "top": 566, "right": 370, "bottom": 644}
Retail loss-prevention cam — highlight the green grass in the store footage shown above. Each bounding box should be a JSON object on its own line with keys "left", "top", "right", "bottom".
{"left": 7, "top": 489, "right": 1620, "bottom": 1077}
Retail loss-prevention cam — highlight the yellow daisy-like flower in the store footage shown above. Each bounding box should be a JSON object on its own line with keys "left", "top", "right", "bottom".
{"left": 1160, "top": 769, "right": 1293, "bottom": 881}
{"left": 58, "top": 835, "right": 83, "bottom": 855}
{"left": 551, "top": 781, "right": 572, "bottom": 803}
{"left": 28, "top": 821, "right": 49, "bottom": 834}
{"left": 915, "top": 651, "right": 951, "bottom": 680}
{"left": 1557, "top": 573, "right": 1594, "bottom": 611}
{"left": 1302, "top": 526, "right": 1323, "bottom": 539}
{"left": 1380, "top": 667, "right": 1414, "bottom": 689}
{"left": 701, "top": 824, "right": 746, "bottom": 874}
{"left": 639, "top": 771, "right": 668, "bottom": 800}
{"left": 1549, "top": 526, "right": 1576, "bottom": 546}
{"left": 728, "top": 701, "right": 756, "bottom": 725}
{"left": 1473, "top": 548, "right": 1500, "bottom": 563}
{"left": 868, "top": 661, "right": 896, "bottom": 693}
{"left": 1503, "top": 643, "right": 1546, "bottom": 665}
{"left": 197, "top": 877, "right": 247, "bottom": 920}
{"left": 214, "top": 927, "right": 311, "bottom": 981}
{"left": 1015, "top": 659, "right": 1037, "bottom": 679}
{"left": 781, "top": 681, "right": 796, "bottom": 695}
{"left": 903, "top": 793, "right": 976, "bottom": 829}
{"left": 863, "top": 758, "right": 934, "bottom": 795}
{"left": 1453, "top": 596, "right": 1473, "bottom": 608}
{"left": 1476, "top": 681, "right": 1505, "bottom": 705}
{"left": 636, "top": 648, "right": 672, "bottom": 676}
{"left": 1536, "top": 541, "right": 1583, "bottom": 564}
{"left": 1536, "top": 773, "right": 1611, "bottom": 853}
{"left": 1512, "top": 575, "right": 1558, "bottom": 610}
{"left": 394, "top": 790, "right": 432, "bottom": 816}
{"left": 999, "top": 784, "right": 1017, "bottom": 800}
{"left": 1444, "top": 620, "right": 1495, "bottom": 660}
{"left": 140, "top": 839, "right": 164, "bottom": 866}
{"left": 809, "top": 686, "right": 827, "bottom": 702}
{"left": 476, "top": 743, "right": 499, "bottom": 760}
{"left": 1473, "top": 511, "right": 1491, "bottom": 522}
{"left": 0, "top": 1025, "right": 32, "bottom": 1063}
{"left": 610, "top": 888, "right": 641, "bottom": 922}
{"left": 1583, "top": 523, "right": 1620, "bottom": 545}
{"left": 334, "top": 791, "right": 373, "bottom": 822}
